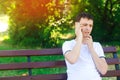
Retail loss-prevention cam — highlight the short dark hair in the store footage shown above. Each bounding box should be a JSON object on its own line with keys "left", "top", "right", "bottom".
{"left": 75, "top": 12, "right": 93, "bottom": 22}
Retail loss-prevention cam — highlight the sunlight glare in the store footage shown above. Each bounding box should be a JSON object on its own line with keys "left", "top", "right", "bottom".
{"left": 0, "top": 15, "right": 9, "bottom": 32}
{"left": 0, "top": 22, "right": 8, "bottom": 32}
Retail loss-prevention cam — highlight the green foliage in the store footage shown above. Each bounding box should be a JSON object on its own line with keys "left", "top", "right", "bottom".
{"left": 89, "top": 0, "right": 120, "bottom": 42}
{"left": 7, "top": 0, "right": 67, "bottom": 48}
{"left": 1, "top": 0, "right": 120, "bottom": 48}
{"left": 70, "top": 0, "right": 120, "bottom": 43}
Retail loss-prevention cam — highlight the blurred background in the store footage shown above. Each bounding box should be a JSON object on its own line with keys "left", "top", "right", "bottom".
{"left": 0, "top": 0, "right": 120, "bottom": 48}
{"left": 0, "top": 0, "right": 120, "bottom": 79}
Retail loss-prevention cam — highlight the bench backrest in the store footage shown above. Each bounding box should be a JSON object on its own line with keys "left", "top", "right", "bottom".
{"left": 0, "top": 46, "right": 120, "bottom": 80}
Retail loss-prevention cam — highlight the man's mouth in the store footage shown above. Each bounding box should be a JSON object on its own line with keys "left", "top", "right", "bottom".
{"left": 84, "top": 32, "right": 90, "bottom": 34}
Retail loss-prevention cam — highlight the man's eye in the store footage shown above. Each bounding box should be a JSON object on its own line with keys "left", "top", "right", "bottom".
{"left": 90, "top": 25, "right": 93, "bottom": 27}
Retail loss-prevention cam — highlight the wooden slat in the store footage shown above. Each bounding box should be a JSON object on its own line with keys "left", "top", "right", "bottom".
{"left": 0, "top": 73, "right": 67, "bottom": 80}
{"left": 1, "top": 70, "right": 120, "bottom": 80}
{"left": 0, "top": 46, "right": 117, "bottom": 57}
{"left": 106, "top": 58, "right": 120, "bottom": 65}
{"left": 101, "top": 70, "right": 120, "bottom": 77}
{"left": 30, "top": 73, "right": 67, "bottom": 80}
{"left": 0, "top": 61, "right": 66, "bottom": 70}
{"left": 1, "top": 58, "right": 119, "bottom": 70}
{"left": 103, "top": 46, "right": 117, "bottom": 53}
{"left": 0, "top": 48, "right": 62, "bottom": 57}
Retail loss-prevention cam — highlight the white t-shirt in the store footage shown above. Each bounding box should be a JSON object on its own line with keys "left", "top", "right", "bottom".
{"left": 62, "top": 40, "right": 105, "bottom": 80}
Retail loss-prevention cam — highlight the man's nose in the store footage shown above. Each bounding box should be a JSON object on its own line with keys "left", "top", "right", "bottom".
{"left": 85, "top": 26, "right": 90, "bottom": 30}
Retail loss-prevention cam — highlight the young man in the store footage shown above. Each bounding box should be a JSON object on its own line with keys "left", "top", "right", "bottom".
{"left": 62, "top": 12, "right": 108, "bottom": 80}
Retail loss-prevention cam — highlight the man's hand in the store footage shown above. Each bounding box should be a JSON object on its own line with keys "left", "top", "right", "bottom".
{"left": 75, "top": 22, "right": 83, "bottom": 41}
{"left": 84, "top": 35, "right": 94, "bottom": 50}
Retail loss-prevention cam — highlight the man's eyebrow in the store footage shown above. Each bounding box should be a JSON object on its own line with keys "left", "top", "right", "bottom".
{"left": 82, "top": 23, "right": 87, "bottom": 25}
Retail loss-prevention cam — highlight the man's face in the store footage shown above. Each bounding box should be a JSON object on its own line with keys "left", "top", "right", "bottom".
{"left": 79, "top": 18, "right": 93, "bottom": 37}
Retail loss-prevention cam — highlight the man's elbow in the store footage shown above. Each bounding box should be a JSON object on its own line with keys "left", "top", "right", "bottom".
{"left": 100, "top": 66, "right": 108, "bottom": 75}
{"left": 65, "top": 56, "right": 78, "bottom": 64}
{"left": 100, "top": 69, "right": 107, "bottom": 75}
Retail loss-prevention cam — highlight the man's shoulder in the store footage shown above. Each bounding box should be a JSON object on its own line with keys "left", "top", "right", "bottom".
{"left": 64, "top": 39, "right": 75, "bottom": 43}
{"left": 93, "top": 42, "right": 102, "bottom": 46}
{"left": 63, "top": 39, "right": 75, "bottom": 44}
{"left": 93, "top": 42, "right": 101, "bottom": 45}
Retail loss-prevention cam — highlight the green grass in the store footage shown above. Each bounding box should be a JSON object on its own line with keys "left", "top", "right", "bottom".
{"left": 0, "top": 56, "right": 66, "bottom": 77}
{"left": 0, "top": 41, "right": 66, "bottom": 77}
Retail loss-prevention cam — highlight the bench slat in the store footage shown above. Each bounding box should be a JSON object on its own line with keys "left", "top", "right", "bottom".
{"left": 1, "top": 70, "right": 120, "bottom": 80}
{"left": 103, "top": 46, "right": 117, "bottom": 53}
{"left": 0, "top": 46, "right": 116, "bottom": 57}
{"left": 0, "top": 61, "right": 66, "bottom": 70}
{"left": 101, "top": 70, "right": 120, "bottom": 77}
{"left": 0, "top": 73, "right": 67, "bottom": 80}
{"left": 0, "top": 48, "right": 62, "bottom": 57}
{"left": 106, "top": 58, "right": 120, "bottom": 65}
{"left": 0, "top": 58, "right": 119, "bottom": 70}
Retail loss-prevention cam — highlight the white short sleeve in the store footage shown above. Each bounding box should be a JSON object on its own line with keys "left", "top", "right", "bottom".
{"left": 94, "top": 42, "right": 105, "bottom": 57}
{"left": 62, "top": 40, "right": 75, "bottom": 55}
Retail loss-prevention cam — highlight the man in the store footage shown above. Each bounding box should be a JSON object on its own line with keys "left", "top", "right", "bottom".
{"left": 62, "top": 12, "right": 108, "bottom": 80}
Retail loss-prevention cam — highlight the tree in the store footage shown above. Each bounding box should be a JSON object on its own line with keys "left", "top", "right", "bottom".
{"left": 88, "top": 0, "right": 120, "bottom": 42}
{"left": 70, "top": 0, "right": 120, "bottom": 42}
{"left": 7, "top": 0, "right": 66, "bottom": 48}
{"left": 1, "top": 0, "right": 120, "bottom": 48}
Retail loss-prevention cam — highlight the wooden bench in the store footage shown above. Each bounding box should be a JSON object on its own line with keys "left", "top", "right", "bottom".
{"left": 0, "top": 46, "right": 120, "bottom": 80}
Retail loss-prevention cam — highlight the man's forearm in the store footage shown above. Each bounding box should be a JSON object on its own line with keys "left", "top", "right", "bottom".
{"left": 90, "top": 49, "right": 108, "bottom": 75}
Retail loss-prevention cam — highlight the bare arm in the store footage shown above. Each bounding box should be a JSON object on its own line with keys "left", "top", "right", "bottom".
{"left": 85, "top": 35, "right": 108, "bottom": 75}
{"left": 64, "top": 22, "right": 83, "bottom": 64}
{"left": 90, "top": 49, "right": 108, "bottom": 75}
{"left": 64, "top": 39, "right": 82, "bottom": 64}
